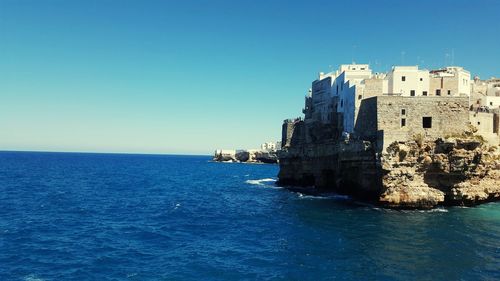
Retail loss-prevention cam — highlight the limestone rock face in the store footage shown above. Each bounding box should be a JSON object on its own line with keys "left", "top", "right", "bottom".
{"left": 235, "top": 150, "right": 250, "bottom": 162}
{"left": 213, "top": 150, "right": 236, "bottom": 162}
{"left": 214, "top": 149, "right": 278, "bottom": 164}
{"left": 381, "top": 136, "right": 500, "bottom": 208}
{"left": 253, "top": 151, "right": 278, "bottom": 164}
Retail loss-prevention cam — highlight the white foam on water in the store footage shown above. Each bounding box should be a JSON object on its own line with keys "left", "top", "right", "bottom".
{"left": 297, "top": 192, "right": 351, "bottom": 200}
{"left": 419, "top": 208, "right": 448, "bottom": 213}
{"left": 245, "top": 178, "right": 278, "bottom": 188}
{"left": 24, "top": 275, "right": 45, "bottom": 281}
{"left": 398, "top": 208, "right": 449, "bottom": 213}
{"left": 245, "top": 178, "right": 276, "bottom": 185}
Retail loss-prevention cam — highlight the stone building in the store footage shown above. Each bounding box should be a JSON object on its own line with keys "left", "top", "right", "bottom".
{"left": 285, "top": 63, "right": 498, "bottom": 150}
{"left": 261, "top": 141, "right": 279, "bottom": 151}
{"left": 429, "top": 67, "right": 471, "bottom": 97}
{"left": 355, "top": 96, "right": 470, "bottom": 151}
{"left": 469, "top": 111, "right": 499, "bottom": 144}
{"left": 469, "top": 77, "right": 500, "bottom": 145}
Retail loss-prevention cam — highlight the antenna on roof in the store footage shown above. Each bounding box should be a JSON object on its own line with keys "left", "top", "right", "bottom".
{"left": 451, "top": 48, "right": 455, "bottom": 65}
{"left": 401, "top": 51, "right": 406, "bottom": 65}
{"left": 352, "top": 45, "right": 357, "bottom": 64}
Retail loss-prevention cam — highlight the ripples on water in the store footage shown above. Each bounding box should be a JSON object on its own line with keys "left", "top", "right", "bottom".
{"left": 0, "top": 152, "right": 499, "bottom": 280}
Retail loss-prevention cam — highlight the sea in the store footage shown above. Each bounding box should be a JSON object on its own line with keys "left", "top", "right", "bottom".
{"left": 0, "top": 151, "right": 499, "bottom": 281}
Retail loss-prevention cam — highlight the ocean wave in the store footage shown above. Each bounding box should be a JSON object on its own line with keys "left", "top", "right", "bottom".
{"left": 245, "top": 178, "right": 277, "bottom": 187}
{"left": 417, "top": 208, "right": 448, "bottom": 213}
{"left": 297, "top": 193, "right": 351, "bottom": 200}
{"left": 389, "top": 208, "right": 450, "bottom": 213}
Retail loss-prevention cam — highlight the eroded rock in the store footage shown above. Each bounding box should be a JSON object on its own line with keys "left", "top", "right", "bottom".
{"left": 381, "top": 136, "right": 500, "bottom": 208}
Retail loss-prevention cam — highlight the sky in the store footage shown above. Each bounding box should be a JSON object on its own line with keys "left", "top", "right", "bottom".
{"left": 1, "top": 0, "right": 499, "bottom": 155}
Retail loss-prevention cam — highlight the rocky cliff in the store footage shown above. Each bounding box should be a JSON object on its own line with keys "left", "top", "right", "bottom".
{"left": 380, "top": 132, "right": 500, "bottom": 208}
{"left": 213, "top": 149, "right": 278, "bottom": 164}
{"left": 278, "top": 129, "right": 500, "bottom": 209}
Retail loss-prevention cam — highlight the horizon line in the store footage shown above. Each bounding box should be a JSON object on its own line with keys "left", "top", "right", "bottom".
{"left": 0, "top": 149, "right": 212, "bottom": 157}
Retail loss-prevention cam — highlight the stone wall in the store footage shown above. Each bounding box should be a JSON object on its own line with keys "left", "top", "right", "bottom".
{"left": 277, "top": 140, "right": 382, "bottom": 198}
{"left": 363, "top": 78, "right": 384, "bottom": 98}
{"left": 354, "top": 96, "right": 469, "bottom": 151}
{"left": 377, "top": 96, "right": 469, "bottom": 151}
{"left": 282, "top": 119, "right": 298, "bottom": 148}
{"left": 293, "top": 121, "right": 305, "bottom": 146}
{"left": 470, "top": 111, "right": 500, "bottom": 145}
{"left": 354, "top": 97, "right": 378, "bottom": 141}
{"left": 429, "top": 76, "right": 460, "bottom": 96}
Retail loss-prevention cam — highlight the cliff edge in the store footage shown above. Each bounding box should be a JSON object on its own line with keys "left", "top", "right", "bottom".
{"left": 277, "top": 64, "right": 500, "bottom": 209}
{"left": 380, "top": 133, "right": 500, "bottom": 208}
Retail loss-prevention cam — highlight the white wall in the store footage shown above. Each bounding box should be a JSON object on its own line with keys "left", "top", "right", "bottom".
{"left": 484, "top": 96, "right": 500, "bottom": 109}
{"left": 454, "top": 67, "right": 471, "bottom": 96}
{"left": 387, "top": 66, "right": 430, "bottom": 96}
{"left": 335, "top": 64, "right": 372, "bottom": 133}
{"left": 470, "top": 112, "right": 499, "bottom": 145}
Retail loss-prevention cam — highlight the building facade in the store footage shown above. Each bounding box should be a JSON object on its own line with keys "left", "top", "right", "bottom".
{"left": 386, "top": 66, "right": 430, "bottom": 96}
{"left": 429, "top": 67, "right": 471, "bottom": 97}
{"left": 290, "top": 63, "right": 500, "bottom": 148}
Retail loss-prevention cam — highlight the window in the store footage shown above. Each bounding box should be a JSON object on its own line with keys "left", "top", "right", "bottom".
{"left": 336, "top": 84, "right": 339, "bottom": 94}
{"left": 401, "top": 109, "right": 406, "bottom": 115}
{"left": 436, "top": 89, "right": 441, "bottom": 96}
{"left": 402, "top": 76, "right": 406, "bottom": 81}
{"left": 361, "top": 67, "right": 365, "bottom": 70}
{"left": 490, "top": 102, "right": 493, "bottom": 106}
{"left": 410, "top": 90, "right": 416, "bottom": 96}
{"left": 401, "top": 118, "right": 406, "bottom": 127}
{"left": 358, "top": 95, "right": 362, "bottom": 100}
{"left": 341, "top": 100, "right": 343, "bottom": 108}
{"left": 423, "top": 117, "right": 432, "bottom": 128}
{"left": 420, "top": 78, "right": 423, "bottom": 81}
{"left": 478, "top": 122, "right": 481, "bottom": 125}
{"left": 448, "top": 90, "right": 451, "bottom": 95}
{"left": 423, "top": 91, "right": 428, "bottom": 96}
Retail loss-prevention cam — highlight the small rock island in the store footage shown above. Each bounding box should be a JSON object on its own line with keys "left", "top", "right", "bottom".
{"left": 278, "top": 64, "right": 500, "bottom": 209}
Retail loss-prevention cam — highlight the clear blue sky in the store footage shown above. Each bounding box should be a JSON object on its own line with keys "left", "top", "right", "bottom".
{"left": 1, "top": 0, "right": 499, "bottom": 155}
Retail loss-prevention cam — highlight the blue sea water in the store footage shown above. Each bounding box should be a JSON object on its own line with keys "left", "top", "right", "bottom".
{"left": 0, "top": 152, "right": 499, "bottom": 281}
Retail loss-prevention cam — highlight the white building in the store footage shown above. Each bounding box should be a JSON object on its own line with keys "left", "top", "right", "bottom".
{"left": 386, "top": 66, "right": 430, "bottom": 96}
{"left": 304, "top": 63, "right": 474, "bottom": 135}
{"left": 261, "top": 142, "right": 277, "bottom": 151}
{"left": 310, "top": 72, "right": 336, "bottom": 123}
{"left": 471, "top": 77, "right": 499, "bottom": 110}
{"left": 486, "top": 79, "right": 500, "bottom": 96}
{"left": 483, "top": 96, "right": 500, "bottom": 110}
{"left": 430, "top": 66, "right": 471, "bottom": 96}
{"left": 335, "top": 64, "right": 373, "bottom": 133}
